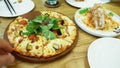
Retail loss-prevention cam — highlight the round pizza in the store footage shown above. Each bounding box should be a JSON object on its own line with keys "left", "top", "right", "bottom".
{"left": 5, "top": 11, "right": 77, "bottom": 62}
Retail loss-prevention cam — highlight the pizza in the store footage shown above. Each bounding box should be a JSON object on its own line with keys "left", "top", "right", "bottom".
{"left": 5, "top": 11, "right": 77, "bottom": 61}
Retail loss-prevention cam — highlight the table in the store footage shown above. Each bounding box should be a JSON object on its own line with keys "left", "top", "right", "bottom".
{"left": 0, "top": 0, "right": 120, "bottom": 68}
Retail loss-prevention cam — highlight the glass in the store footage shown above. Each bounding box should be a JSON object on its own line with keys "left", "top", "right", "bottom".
{"left": 46, "top": 0, "right": 58, "bottom": 5}
{"left": 45, "top": 0, "right": 60, "bottom": 8}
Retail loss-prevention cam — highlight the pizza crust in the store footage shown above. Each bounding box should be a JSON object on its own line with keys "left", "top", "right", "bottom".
{"left": 5, "top": 11, "right": 77, "bottom": 60}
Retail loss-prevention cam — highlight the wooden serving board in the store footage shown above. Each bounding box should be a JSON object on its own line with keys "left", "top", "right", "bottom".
{"left": 4, "top": 11, "right": 78, "bottom": 63}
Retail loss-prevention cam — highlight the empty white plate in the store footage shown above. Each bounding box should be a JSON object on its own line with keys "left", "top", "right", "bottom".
{"left": 88, "top": 37, "right": 120, "bottom": 68}
{"left": 66, "top": 0, "right": 110, "bottom": 8}
{"left": 0, "top": 0, "right": 35, "bottom": 17}
{"left": 74, "top": 8, "right": 120, "bottom": 37}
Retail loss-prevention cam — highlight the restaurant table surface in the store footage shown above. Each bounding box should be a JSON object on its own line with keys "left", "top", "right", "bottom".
{"left": 0, "top": 0, "right": 120, "bottom": 68}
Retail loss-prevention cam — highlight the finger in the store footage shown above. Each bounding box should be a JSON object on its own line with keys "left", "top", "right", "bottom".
{"left": 0, "top": 53, "right": 15, "bottom": 66}
{"left": 0, "top": 39, "right": 13, "bottom": 52}
{"left": 0, "top": 49, "right": 6, "bottom": 55}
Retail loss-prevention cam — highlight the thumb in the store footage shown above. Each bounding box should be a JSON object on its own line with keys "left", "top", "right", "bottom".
{"left": 0, "top": 53, "right": 15, "bottom": 66}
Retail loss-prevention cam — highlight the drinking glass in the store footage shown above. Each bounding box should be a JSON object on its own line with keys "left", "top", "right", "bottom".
{"left": 46, "top": 0, "right": 58, "bottom": 5}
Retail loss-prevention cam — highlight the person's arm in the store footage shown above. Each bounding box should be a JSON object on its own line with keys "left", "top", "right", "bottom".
{"left": 0, "top": 39, "right": 15, "bottom": 67}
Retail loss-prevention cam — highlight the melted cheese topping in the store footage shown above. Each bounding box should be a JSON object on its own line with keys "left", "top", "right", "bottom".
{"left": 7, "top": 11, "right": 77, "bottom": 58}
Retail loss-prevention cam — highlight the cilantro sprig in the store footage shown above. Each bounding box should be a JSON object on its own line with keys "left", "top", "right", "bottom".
{"left": 23, "top": 14, "right": 61, "bottom": 40}
{"left": 108, "top": 12, "right": 114, "bottom": 17}
{"left": 79, "top": 8, "right": 90, "bottom": 14}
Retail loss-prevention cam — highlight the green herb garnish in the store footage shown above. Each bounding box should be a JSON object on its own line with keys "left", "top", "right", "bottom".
{"left": 23, "top": 14, "right": 61, "bottom": 40}
{"left": 79, "top": 8, "right": 90, "bottom": 14}
{"left": 108, "top": 12, "right": 114, "bottom": 17}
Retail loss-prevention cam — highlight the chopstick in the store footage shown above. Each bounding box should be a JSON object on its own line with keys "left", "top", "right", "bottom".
{"left": 4, "top": 0, "right": 16, "bottom": 15}
{"left": 7, "top": 0, "right": 16, "bottom": 14}
{"left": 4, "top": 0, "right": 13, "bottom": 15}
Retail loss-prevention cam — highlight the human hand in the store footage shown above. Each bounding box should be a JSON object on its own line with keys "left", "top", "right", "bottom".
{"left": 0, "top": 39, "right": 15, "bottom": 67}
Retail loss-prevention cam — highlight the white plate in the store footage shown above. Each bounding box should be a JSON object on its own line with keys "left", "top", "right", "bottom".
{"left": 0, "top": 0, "right": 35, "bottom": 17}
{"left": 74, "top": 8, "right": 120, "bottom": 37}
{"left": 66, "top": 0, "right": 110, "bottom": 8}
{"left": 88, "top": 37, "right": 120, "bottom": 68}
